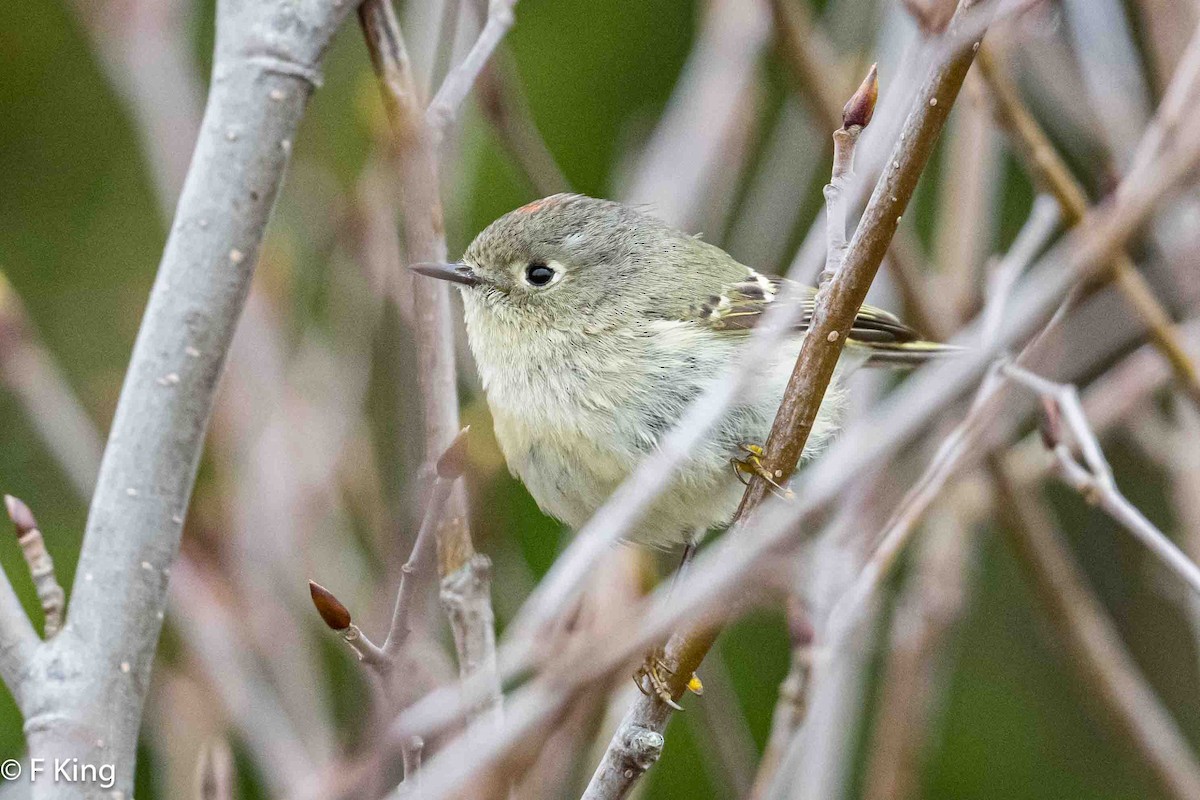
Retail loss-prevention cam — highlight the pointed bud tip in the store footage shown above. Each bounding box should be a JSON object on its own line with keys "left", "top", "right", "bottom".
{"left": 4, "top": 494, "right": 37, "bottom": 536}
{"left": 436, "top": 426, "right": 471, "bottom": 479}
{"left": 1038, "top": 397, "right": 1063, "bottom": 450}
{"left": 308, "top": 580, "right": 352, "bottom": 630}
{"left": 842, "top": 63, "right": 878, "bottom": 130}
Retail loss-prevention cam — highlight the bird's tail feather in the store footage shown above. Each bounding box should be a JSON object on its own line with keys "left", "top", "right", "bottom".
{"left": 856, "top": 340, "right": 964, "bottom": 368}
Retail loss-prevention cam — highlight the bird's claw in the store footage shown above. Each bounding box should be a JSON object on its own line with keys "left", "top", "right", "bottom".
{"left": 634, "top": 649, "right": 701, "bottom": 710}
{"left": 732, "top": 444, "right": 795, "bottom": 499}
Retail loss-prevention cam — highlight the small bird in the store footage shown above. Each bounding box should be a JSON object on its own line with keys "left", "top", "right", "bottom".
{"left": 413, "top": 194, "right": 954, "bottom": 549}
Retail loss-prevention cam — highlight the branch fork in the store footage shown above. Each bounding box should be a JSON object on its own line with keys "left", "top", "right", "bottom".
{"left": 1003, "top": 364, "right": 1200, "bottom": 599}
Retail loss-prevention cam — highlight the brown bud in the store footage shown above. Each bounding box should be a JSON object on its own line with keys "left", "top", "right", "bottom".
{"left": 1038, "top": 396, "right": 1063, "bottom": 450}
{"left": 842, "top": 63, "right": 879, "bottom": 130}
{"left": 5, "top": 494, "right": 37, "bottom": 537}
{"left": 786, "top": 596, "right": 815, "bottom": 648}
{"left": 436, "top": 426, "right": 471, "bottom": 480}
{"left": 308, "top": 580, "right": 351, "bottom": 630}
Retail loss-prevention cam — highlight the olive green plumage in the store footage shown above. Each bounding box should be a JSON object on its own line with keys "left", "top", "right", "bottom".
{"left": 415, "top": 194, "right": 955, "bottom": 546}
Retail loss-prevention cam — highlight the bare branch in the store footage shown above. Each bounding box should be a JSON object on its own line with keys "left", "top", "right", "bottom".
{"left": 358, "top": 0, "right": 504, "bottom": 731}
{"left": 861, "top": 507, "right": 975, "bottom": 800}
{"left": 0, "top": 553, "right": 37, "bottom": 703}
{"left": 746, "top": 23, "right": 985, "bottom": 518}
{"left": 978, "top": 42, "right": 1200, "bottom": 407}
{"left": 1003, "top": 363, "right": 1200, "bottom": 598}
{"left": 384, "top": 428, "right": 469, "bottom": 658}
{"left": 310, "top": 428, "right": 470, "bottom": 679}
{"left": 16, "top": 2, "right": 358, "bottom": 792}
{"left": 5, "top": 495, "right": 65, "bottom": 638}
{"left": 820, "top": 64, "right": 878, "bottom": 288}
{"left": 746, "top": 599, "right": 813, "bottom": 799}
{"left": 622, "top": 0, "right": 770, "bottom": 230}
{"left": 767, "top": 0, "right": 947, "bottom": 337}
{"left": 476, "top": 52, "right": 572, "bottom": 196}
{"left": 992, "top": 460, "right": 1200, "bottom": 800}
{"left": 173, "top": 558, "right": 318, "bottom": 795}
{"left": 425, "top": 0, "right": 519, "bottom": 138}
{"left": 766, "top": 0, "right": 848, "bottom": 132}
{"left": 980, "top": 194, "right": 1061, "bottom": 345}
{"left": 69, "top": 0, "right": 205, "bottom": 217}
{"left": 400, "top": 735, "right": 425, "bottom": 797}
{"left": 932, "top": 79, "right": 1001, "bottom": 322}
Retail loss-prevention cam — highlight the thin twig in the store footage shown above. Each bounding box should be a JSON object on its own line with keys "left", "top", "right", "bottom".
{"left": 428, "top": 0, "right": 464, "bottom": 96}
{"left": 978, "top": 42, "right": 1200, "bottom": 407}
{"left": 991, "top": 459, "right": 1200, "bottom": 800}
{"left": 386, "top": 428, "right": 470, "bottom": 658}
{"left": 1127, "top": 13, "right": 1200, "bottom": 179}
{"left": 767, "top": 0, "right": 847, "bottom": 132}
{"left": 769, "top": 562, "right": 879, "bottom": 800}
{"left": 358, "top": 0, "right": 472, "bottom": 569}
{"left": 685, "top": 651, "right": 759, "bottom": 797}
{"left": 0, "top": 547, "right": 37, "bottom": 706}
{"left": 933, "top": 78, "right": 1000, "bottom": 322}
{"left": 399, "top": 735, "right": 424, "bottom": 797}
{"left": 622, "top": 0, "right": 770, "bottom": 230}
{"left": 357, "top": 0, "right": 506, "bottom": 730}
{"left": 4, "top": 495, "right": 65, "bottom": 638}
{"left": 768, "top": 0, "right": 947, "bottom": 337}
{"left": 173, "top": 558, "right": 319, "bottom": 796}
{"left": 746, "top": 599, "right": 813, "bottom": 800}
{"left": 425, "top": 0, "right": 519, "bottom": 140}
{"left": 819, "top": 65, "right": 878, "bottom": 289}
{"left": 310, "top": 580, "right": 390, "bottom": 670}
{"left": 860, "top": 506, "right": 975, "bottom": 800}
{"left": 476, "top": 51, "right": 571, "bottom": 196}
{"left": 1002, "top": 363, "right": 1200, "bottom": 597}
{"left": 69, "top": 0, "right": 205, "bottom": 217}
{"left": 310, "top": 428, "right": 471, "bottom": 676}
{"left": 980, "top": 194, "right": 1061, "bottom": 345}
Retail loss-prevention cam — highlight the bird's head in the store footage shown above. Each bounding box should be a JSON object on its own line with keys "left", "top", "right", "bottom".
{"left": 412, "top": 194, "right": 697, "bottom": 331}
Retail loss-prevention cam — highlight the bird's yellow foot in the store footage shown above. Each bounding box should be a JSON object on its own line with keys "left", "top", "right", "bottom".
{"left": 732, "top": 444, "right": 795, "bottom": 499}
{"left": 634, "top": 649, "right": 703, "bottom": 710}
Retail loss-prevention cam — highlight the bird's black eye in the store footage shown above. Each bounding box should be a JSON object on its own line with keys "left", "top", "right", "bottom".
{"left": 525, "top": 262, "right": 555, "bottom": 287}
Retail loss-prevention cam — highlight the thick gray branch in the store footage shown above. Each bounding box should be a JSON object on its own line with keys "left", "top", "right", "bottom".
{"left": 0, "top": 565, "right": 37, "bottom": 705}
{"left": 14, "top": 1, "right": 355, "bottom": 795}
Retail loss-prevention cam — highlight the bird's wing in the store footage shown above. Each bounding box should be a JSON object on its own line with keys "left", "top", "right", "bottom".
{"left": 682, "top": 270, "right": 958, "bottom": 366}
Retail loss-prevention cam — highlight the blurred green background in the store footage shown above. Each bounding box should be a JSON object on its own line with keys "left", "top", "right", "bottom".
{"left": 2, "top": 0, "right": 1199, "bottom": 798}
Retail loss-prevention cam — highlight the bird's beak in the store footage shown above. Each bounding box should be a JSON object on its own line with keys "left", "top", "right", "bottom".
{"left": 410, "top": 261, "right": 482, "bottom": 287}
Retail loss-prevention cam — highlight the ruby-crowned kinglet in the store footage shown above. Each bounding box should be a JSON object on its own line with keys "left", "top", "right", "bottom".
{"left": 413, "top": 194, "right": 953, "bottom": 547}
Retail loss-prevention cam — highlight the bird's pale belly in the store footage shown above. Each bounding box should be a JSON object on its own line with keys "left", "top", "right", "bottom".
{"left": 491, "top": 405, "right": 754, "bottom": 547}
{"left": 477, "top": 326, "right": 848, "bottom": 546}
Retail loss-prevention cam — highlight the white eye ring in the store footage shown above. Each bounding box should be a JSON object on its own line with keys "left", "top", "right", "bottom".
{"left": 521, "top": 260, "right": 564, "bottom": 288}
